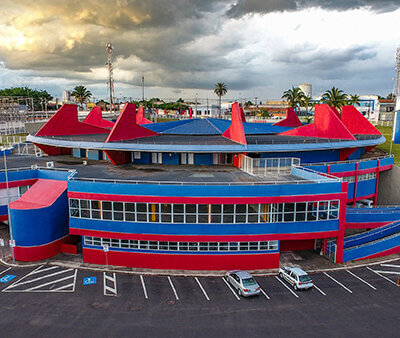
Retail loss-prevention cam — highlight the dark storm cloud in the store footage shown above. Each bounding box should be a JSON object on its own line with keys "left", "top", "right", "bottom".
{"left": 226, "top": 0, "right": 400, "bottom": 17}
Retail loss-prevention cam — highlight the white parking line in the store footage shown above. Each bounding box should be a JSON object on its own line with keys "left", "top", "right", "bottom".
{"left": 10, "top": 269, "right": 73, "bottom": 287}
{"left": 222, "top": 277, "right": 240, "bottom": 300}
{"left": 167, "top": 276, "right": 179, "bottom": 300}
{"left": 367, "top": 267, "right": 399, "bottom": 286}
{"left": 24, "top": 275, "right": 75, "bottom": 292}
{"left": 313, "top": 284, "right": 326, "bottom": 296}
{"left": 323, "top": 272, "right": 352, "bottom": 293}
{"left": 274, "top": 276, "right": 299, "bottom": 298}
{"left": 372, "top": 270, "right": 400, "bottom": 275}
{"left": 29, "top": 266, "right": 58, "bottom": 275}
{"left": 3, "top": 266, "right": 46, "bottom": 291}
{"left": 195, "top": 277, "right": 210, "bottom": 301}
{"left": 140, "top": 275, "right": 148, "bottom": 299}
{"left": 103, "top": 272, "right": 117, "bottom": 296}
{"left": 259, "top": 287, "right": 270, "bottom": 300}
{"left": 346, "top": 270, "right": 377, "bottom": 290}
{"left": 0, "top": 267, "right": 11, "bottom": 276}
{"left": 380, "top": 264, "right": 400, "bottom": 269}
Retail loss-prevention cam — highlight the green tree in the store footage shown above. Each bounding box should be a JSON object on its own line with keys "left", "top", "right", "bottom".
{"left": 347, "top": 94, "right": 361, "bottom": 106}
{"left": 300, "top": 95, "right": 314, "bottom": 115}
{"left": 387, "top": 93, "right": 395, "bottom": 100}
{"left": 214, "top": 82, "right": 228, "bottom": 117}
{"left": 71, "top": 85, "right": 92, "bottom": 109}
{"left": 282, "top": 86, "right": 305, "bottom": 112}
{"left": 322, "top": 87, "right": 348, "bottom": 110}
{"left": 0, "top": 86, "right": 53, "bottom": 111}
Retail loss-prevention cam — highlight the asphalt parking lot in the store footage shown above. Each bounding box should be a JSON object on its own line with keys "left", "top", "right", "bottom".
{"left": 0, "top": 262, "right": 400, "bottom": 337}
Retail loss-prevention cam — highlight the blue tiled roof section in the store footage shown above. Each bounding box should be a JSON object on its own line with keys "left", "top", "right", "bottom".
{"left": 144, "top": 118, "right": 293, "bottom": 135}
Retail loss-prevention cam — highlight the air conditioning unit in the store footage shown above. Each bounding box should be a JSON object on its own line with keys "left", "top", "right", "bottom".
{"left": 46, "top": 161, "right": 54, "bottom": 168}
{"left": 83, "top": 160, "right": 87, "bottom": 165}
{"left": 31, "top": 165, "right": 38, "bottom": 169}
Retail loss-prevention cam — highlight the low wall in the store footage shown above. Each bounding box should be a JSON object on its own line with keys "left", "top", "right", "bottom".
{"left": 377, "top": 165, "right": 400, "bottom": 205}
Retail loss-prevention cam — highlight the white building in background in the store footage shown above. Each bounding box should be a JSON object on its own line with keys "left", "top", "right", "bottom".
{"left": 192, "top": 102, "right": 230, "bottom": 117}
{"left": 62, "top": 90, "right": 71, "bottom": 103}
{"left": 299, "top": 83, "right": 312, "bottom": 97}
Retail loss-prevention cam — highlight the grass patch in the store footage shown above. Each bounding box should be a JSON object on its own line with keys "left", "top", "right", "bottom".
{"left": 375, "top": 125, "right": 400, "bottom": 163}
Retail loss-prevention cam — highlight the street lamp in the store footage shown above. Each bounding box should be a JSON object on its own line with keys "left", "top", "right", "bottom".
{"left": 1, "top": 146, "right": 15, "bottom": 263}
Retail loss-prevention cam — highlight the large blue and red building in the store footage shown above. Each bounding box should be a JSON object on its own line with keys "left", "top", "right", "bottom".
{"left": 0, "top": 101, "right": 398, "bottom": 270}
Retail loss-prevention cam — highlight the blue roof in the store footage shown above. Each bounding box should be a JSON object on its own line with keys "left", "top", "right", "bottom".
{"left": 144, "top": 118, "right": 292, "bottom": 135}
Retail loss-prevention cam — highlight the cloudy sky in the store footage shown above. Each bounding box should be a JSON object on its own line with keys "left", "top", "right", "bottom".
{"left": 0, "top": 0, "right": 400, "bottom": 101}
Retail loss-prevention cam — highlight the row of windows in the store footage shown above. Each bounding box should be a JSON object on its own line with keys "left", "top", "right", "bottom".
{"left": 341, "top": 172, "right": 377, "bottom": 183}
{"left": 84, "top": 236, "right": 279, "bottom": 252}
{"left": 70, "top": 199, "right": 340, "bottom": 224}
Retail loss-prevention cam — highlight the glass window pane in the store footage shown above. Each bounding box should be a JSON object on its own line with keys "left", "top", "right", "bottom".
{"left": 114, "top": 202, "right": 123, "bottom": 211}
{"left": 102, "top": 201, "right": 112, "bottom": 210}
{"left": 80, "top": 200, "right": 89, "bottom": 209}
{"left": 125, "top": 203, "right": 135, "bottom": 212}
{"left": 91, "top": 201, "right": 100, "bottom": 210}
{"left": 137, "top": 203, "right": 147, "bottom": 213}
{"left": 103, "top": 211, "right": 112, "bottom": 220}
{"left": 186, "top": 204, "right": 196, "bottom": 213}
{"left": 236, "top": 204, "right": 246, "bottom": 214}
{"left": 223, "top": 214, "right": 234, "bottom": 223}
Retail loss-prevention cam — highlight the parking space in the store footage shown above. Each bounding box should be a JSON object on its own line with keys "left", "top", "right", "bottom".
{"left": 0, "top": 264, "right": 399, "bottom": 304}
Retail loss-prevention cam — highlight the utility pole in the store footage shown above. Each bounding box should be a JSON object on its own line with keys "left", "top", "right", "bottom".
{"left": 255, "top": 96, "right": 258, "bottom": 116}
{"left": 106, "top": 41, "right": 115, "bottom": 114}
{"left": 195, "top": 94, "right": 198, "bottom": 118}
{"left": 395, "top": 47, "right": 400, "bottom": 98}
{"left": 141, "top": 74, "right": 145, "bottom": 103}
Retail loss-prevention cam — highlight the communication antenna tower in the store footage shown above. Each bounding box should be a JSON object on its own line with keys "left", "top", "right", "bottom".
{"left": 395, "top": 47, "right": 400, "bottom": 97}
{"left": 106, "top": 41, "right": 115, "bottom": 112}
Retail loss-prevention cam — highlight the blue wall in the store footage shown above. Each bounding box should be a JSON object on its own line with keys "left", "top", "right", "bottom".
{"left": 346, "top": 207, "right": 400, "bottom": 223}
{"left": 70, "top": 217, "right": 339, "bottom": 236}
{"left": 194, "top": 153, "right": 213, "bottom": 165}
{"left": 133, "top": 152, "right": 151, "bottom": 164}
{"left": 68, "top": 179, "right": 343, "bottom": 198}
{"left": 11, "top": 190, "right": 69, "bottom": 246}
{"left": 162, "top": 153, "right": 180, "bottom": 165}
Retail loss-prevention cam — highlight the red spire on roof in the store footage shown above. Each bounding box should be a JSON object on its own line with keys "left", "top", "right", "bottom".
{"left": 105, "top": 103, "right": 157, "bottom": 142}
{"left": 279, "top": 104, "right": 356, "bottom": 140}
{"left": 341, "top": 105, "right": 381, "bottom": 135}
{"left": 273, "top": 107, "right": 302, "bottom": 127}
{"left": 222, "top": 102, "right": 247, "bottom": 145}
{"left": 136, "top": 106, "right": 152, "bottom": 124}
{"left": 36, "top": 104, "right": 109, "bottom": 136}
{"left": 83, "top": 106, "right": 114, "bottom": 129}
{"left": 240, "top": 107, "right": 246, "bottom": 122}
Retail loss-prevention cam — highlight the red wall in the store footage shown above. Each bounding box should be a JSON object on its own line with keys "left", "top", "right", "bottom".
{"left": 83, "top": 248, "right": 280, "bottom": 270}
{"left": 280, "top": 239, "right": 315, "bottom": 252}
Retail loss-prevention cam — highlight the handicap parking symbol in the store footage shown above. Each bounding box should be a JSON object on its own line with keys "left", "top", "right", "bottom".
{"left": 83, "top": 277, "right": 97, "bottom": 286}
{"left": 0, "top": 275, "right": 16, "bottom": 283}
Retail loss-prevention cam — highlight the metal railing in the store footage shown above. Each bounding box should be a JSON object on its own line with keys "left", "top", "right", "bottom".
{"left": 237, "top": 154, "right": 300, "bottom": 176}
{"left": 308, "top": 155, "right": 394, "bottom": 167}
{"left": 292, "top": 165, "right": 342, "bottom": 182}
{"left": 69, "top": 176, "right": 314, "bottom": 186}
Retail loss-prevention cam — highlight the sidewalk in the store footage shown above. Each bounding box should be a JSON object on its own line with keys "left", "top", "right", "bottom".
{"left": 1, "top": 247, "right": 400, "bottom": 277}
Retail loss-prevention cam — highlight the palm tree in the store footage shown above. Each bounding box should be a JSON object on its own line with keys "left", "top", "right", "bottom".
{"left": 347, "top": 94, "right": 361, "bottom": 106}
{"left": 300, "top": 95, "right": 314, "bottom": 115}
{"left": 282, "top": 87, "right": 305, "bottom": 113}
{"left": 214, "top": 82, "right": 228, "bottom": 117}
{"left": 71, "top": 85, "right": 92, "bottom": 109}
{"left": 322, "top": 87, "right": 348, "bottom": 111}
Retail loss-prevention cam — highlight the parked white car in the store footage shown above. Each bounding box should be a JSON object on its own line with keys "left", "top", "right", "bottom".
{"left": 225, "top": 270, "right": 261, "bottom": 297}
{"left": 279, "top": 266, "right": 313, "bottom": 290}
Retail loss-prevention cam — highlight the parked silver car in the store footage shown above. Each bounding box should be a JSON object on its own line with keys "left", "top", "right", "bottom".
{"left": 225, "top": 270, "right": 261, "bottom": 297}
{"left": 279, "top": 266, "right": 313, "bottom": 290}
